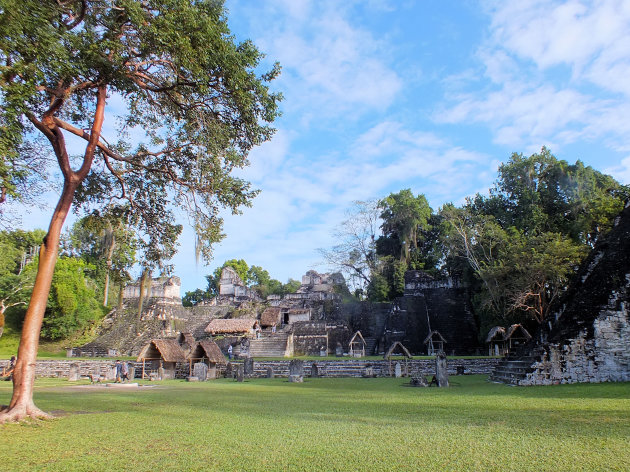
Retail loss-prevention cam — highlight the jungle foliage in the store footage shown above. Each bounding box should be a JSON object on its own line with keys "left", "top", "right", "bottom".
{"left": 325, "top": 148, "right": 627, "bottom": 334}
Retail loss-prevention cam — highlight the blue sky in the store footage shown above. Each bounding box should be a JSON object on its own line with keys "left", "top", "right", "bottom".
{"left": 12, "top": 0, "right": 630, "bottom": 294}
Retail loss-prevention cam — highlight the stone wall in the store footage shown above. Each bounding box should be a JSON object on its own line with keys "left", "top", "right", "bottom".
{"left": 385, "top": 286, "right": 480, "bottom": 355}
{"left": 1, "top": 358, "right": 499, "bottom": 380}
{"left": 519, "top": 303, "right": 630, "bottom": 385}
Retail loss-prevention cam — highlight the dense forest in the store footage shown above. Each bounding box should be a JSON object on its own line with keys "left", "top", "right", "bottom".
{"left": 321, "top": 148, "right": 628, "bottom": 336}
{"left": 1, "top": 148, "right": 627, "bottom": 344}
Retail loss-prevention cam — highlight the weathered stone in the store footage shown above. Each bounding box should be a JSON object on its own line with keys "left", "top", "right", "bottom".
{"left": 493, "top": 204, "right": 630, "bottom": 386}
{"left": 236, "top": 365, "right": 244, "bottom": 382}
{"left": 363, "top": 366, "right": 374, "bottom": 378}
{"left": 243, "top": 357, "right": 254, "bottom": 377}
{"left": 435, "top": 351, "right": 449, "bottom": 387}
{"left": 335, "top": 344, "right": 343, "bottom": 357}
{"left": 410, "top": 375, "right": 428, "bottom": 387}
{"left": 225, "top": 362, "right": 233, "bottom": 378}
{"left": 68, "top": 363, "right": 80, "bottom": 381}
{"left": 187, "top": 376, "right": 199, "bottom": 382}
{"left": 311, "top": 363, "right": 319, "bottom": 378}
{"left": 394, "top": 362, "right": 402, "bottom": 378}
{"left": 193, "top": 362, "right": 208, "bottom": 381}
{"left": 106, "top": 366, "right": 116, "bottom": 381}
{"left": 289, "top": 359, "right": 304, "bottom": 382}
{"left": 266, "top": 366, "right": 274, "bottom": 378}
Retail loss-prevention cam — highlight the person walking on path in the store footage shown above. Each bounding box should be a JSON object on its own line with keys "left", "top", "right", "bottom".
{"left": 227, "top": 344, "right": 233, "bottom": 360}
{"left": 121, "top": 361, "right": 129, "bottom": 382}
{"left": 115, "top": 360, "right": 122, "bottom": 382}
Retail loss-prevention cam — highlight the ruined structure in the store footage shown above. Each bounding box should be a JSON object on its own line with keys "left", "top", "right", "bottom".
{"left": 379, "top": 271, "right": 480, "bottom": 355}
{"left": 123, "top": 276, "right": 182, "bottom": 301}
{"left": 492, "top": 204, "right": 630, "bottom": 385}
{"left": 214, "top": 267, "right": 262, "bottom": 305}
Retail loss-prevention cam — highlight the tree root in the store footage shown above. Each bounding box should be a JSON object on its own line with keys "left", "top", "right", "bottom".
{"left": 0, "top": 403, "right": 53, "bottom": 424}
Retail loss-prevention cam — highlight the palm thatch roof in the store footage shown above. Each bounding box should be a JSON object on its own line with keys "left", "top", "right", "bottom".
{"left": 349, "top": 331, "right": 366, "bottom": 345}
{"left": 423, "top": 330, "right": 447, "bottom": 345}
{"left": 189, "top": 340, "right": 227, "bottom": 365}
{"left": 205, "top": 318, "right": 257, "bottom": 334}
{"left": 486, "top": 326, "right": 507, "bottom": 343}
{"left": 136, "top": 339, "right": 187, "bottom": 362}
{"left": 505, "top": 324, "right": 532, "bottom": 340}
{"left": 383, "top": 341, "right": 412, "bottom": 359}
{"left": 260, "top": 307, "right": 282, "bottom": 327}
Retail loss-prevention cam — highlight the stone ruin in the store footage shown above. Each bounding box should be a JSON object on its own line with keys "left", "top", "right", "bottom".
{"left": 492, "top": 203, "right": 630, "bottom": 385}
{"left": 123, "top": 275, "right": 182, "bottom": 302}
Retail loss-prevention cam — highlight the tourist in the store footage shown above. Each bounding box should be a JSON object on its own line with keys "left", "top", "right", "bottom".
{"left": 271, "top": 324, "right": 276, "bottom": 334}
{"left": 227, "top": 344, "right": 233, "bottom": 360}
{"left": 121, "top": 361, "right": 129, "bottom": 382}
{"left": 115, "top": 359, "right": 122, "bottom": 382}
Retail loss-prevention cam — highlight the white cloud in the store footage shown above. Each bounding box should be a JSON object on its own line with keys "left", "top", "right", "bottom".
{"left": 604, "top": 156, "right": 630, "bottom": 184}
{"left": 237, "top": 0, "right": 403, "bottom": 121}
{"left": 438, "top": 0, "right": 630, "bottom": 152}
{"left": 485, "top": 0, "right": 630, "bottom": 95}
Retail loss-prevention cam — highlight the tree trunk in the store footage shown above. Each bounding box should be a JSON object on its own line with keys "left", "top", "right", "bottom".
{"left": 137, "top": 268, "right": 150, "bottom": 322}
{"left": 103, "top": 228, "right": 115, "bottom": 306}
{"left": 0, "top": 86, "right": 106, "bottom": 423}
{"left": 117, "top": 281, "right": 124, "bottom": 310}
{"left": 0, "top": 179, "right": 77, "bottom": 423}
{"left": 0, "top": 306, "right": 5, "bottom": 339}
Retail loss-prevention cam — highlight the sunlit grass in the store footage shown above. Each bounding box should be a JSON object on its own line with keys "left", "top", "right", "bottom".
{"left": 1, "top": 375, "right": 628, "bottom": 471}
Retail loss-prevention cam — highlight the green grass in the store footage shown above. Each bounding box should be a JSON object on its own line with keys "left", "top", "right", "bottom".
{"left": 1, "top": 376, "right": 629, "bottom": 471}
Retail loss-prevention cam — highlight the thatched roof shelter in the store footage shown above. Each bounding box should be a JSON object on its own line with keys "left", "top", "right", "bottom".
{"left": 384, "top": 341, "right": 412, "bottom": 359}
{"left": 505, "top": 324, "right": 532, "bottom": 341}
{"left": 423, "top": 330, "right": 447, "bottom": 345}
{"left": 205, "top": 318, "right": 258, "bottom": 335}
{"left": 260, "top": 307, "right": 282, "bottom": 327}
{"left": 423, "top": 330, "right": 447, "bottom": 355}
{"left": 486, "top": 326, "right": 506, "bottom": 343}
{"left": 189, "top": 340, "right": 226, "bottom": 365}
{"left": 349, "top": 331, "right": 366, "bottom": 357}
{"left": 136, "top": 339, "right": 187, "bottom": 362}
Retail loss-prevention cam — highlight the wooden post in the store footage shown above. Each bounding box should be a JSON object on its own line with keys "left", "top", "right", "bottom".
{"left": 142, "top": 358, "right": 145, "bottom": 379}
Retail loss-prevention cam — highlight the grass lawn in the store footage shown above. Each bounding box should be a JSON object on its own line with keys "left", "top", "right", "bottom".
{"left": 1, "top": 375, "right": 629, "bottom": 471}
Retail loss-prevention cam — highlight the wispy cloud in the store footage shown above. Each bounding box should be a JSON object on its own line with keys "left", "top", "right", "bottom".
{"left": 439, "top": 0, "right": 630, "bottom": 152}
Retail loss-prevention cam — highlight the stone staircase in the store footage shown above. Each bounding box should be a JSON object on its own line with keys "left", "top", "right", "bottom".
{"left": 247, "top": 331, "right": 290, "bottom": 357}
{"left": 490, "top": 345, "right": 542, "bottom": 384}
{"left": 363, "top": 337, "right": 377, "bottom": 356}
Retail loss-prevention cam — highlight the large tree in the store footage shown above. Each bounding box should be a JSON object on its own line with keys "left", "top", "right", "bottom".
{"left": 378, "top": 190, "right": 432, "bottom": 265}
{"left": 318, "top": 199, "right": 381, "bottom": 292}
{"left": 0, "top": 0, "right": 280, "bottom": 422}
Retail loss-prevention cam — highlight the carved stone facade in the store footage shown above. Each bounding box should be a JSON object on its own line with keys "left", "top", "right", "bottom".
{"left": 123, "top": 276, "right": 181, "bottom": 301}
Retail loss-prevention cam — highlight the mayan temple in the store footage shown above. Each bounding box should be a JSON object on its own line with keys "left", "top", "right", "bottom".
{"left": 492, "top": 203, "right": 630, "bottom": 385}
